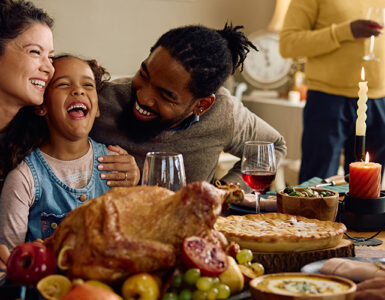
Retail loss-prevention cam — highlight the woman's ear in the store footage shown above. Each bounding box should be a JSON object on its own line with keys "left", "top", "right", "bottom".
{"left": 193, "top": 94, "right": 215, "bottom": 116}
{"left": 34, "top": 105, "right": 47, "bottom": 117}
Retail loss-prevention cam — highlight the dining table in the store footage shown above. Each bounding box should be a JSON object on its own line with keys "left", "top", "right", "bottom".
{"left": 346, "top": 230, "right": 385, "bottom": 257}
{"left": 1, "top": 178, "right": 385, "bottom": 300}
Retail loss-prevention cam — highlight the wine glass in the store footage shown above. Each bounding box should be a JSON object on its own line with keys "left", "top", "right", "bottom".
{"left": 241, "top": 141, "right": 277, "bottom": 213}
{"left": 141, "top": 152, "right": 186, "bottom": 191}
{"left": 363, "top": 7, "right": 385, "bottom": 61}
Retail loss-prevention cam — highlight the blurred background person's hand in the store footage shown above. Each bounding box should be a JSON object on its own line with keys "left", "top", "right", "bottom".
{"left": 350, "top": 19, "right": 383, "bottom": 39}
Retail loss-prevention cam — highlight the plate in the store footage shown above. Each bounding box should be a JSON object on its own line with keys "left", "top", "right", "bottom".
{"left": 228, "top": 290, "right": 251, "bottom": 300}
{"left": 229, "top": 203, "right": 256, "bottom": 215}
{"left": 301, "top": 257, "right": 385, "bottom": 274}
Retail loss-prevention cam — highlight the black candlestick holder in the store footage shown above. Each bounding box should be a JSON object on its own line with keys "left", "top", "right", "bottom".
{"left": 339, "top": 192, "right": 385, "bottom": 246}
{"left": 354, "top": 135, "right": 366, "bottom": 161}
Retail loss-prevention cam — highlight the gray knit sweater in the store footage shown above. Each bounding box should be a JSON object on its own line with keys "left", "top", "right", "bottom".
{"left": 91, "top": 78, "right": 287, "bottom": 190}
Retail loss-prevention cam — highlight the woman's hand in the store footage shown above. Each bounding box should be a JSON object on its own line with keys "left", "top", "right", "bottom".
{"left": 355, "top": 277, "right": 385, "bottom": 300}
{"left": 98, "top": 145, "right": 140, "bottom": 187}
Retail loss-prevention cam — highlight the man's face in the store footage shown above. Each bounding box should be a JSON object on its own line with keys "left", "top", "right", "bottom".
{"left": 126, "top": 46, "right": 198, "bottom": 141}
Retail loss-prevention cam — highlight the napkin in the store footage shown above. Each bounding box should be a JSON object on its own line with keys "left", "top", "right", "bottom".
{"left": 266, "top": 177, "right": 349, "bottom": 195}
{"left": 242, "top": 194, "right": 277, "bottom": 211}
{"left": 319, "top": 257, "right": 385, "bottom": 282}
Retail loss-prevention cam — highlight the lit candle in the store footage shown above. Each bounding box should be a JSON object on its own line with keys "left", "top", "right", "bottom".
{"left": 349, "top": 153, "right": 382, "bottom": 199}
{"left": 355, "top": 67, "right": 368, "bottom": 161}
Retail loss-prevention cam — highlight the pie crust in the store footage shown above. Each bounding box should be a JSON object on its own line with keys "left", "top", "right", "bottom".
{"left": 214, "top": 213, "right": 346, "bottom": 252}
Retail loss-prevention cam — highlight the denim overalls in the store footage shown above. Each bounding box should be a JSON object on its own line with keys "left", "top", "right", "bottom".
{"left": 24, "top": 138, "right": 110, "bottom": 241}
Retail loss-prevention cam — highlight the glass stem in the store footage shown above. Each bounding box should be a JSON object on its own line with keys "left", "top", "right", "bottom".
{"left": 369, "top": 35, "right": 375, "bottom": 54}
{"left": 255, "top": 191, "right": 261, "bottom": 213}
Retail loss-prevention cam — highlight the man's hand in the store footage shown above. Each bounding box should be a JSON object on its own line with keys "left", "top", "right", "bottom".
{"left": 355, "top": 277, "right": 385, "bottom": 300}
{"left": 98, "top": 145, "right": 140, "bottom": 187}
{"left": 351, "top": 19, "right": 383, "bottom": 39}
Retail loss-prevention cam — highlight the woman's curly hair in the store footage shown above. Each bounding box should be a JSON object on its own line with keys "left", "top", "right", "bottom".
{"left": 0, "top": 0, "right": 54, "bottom": 55}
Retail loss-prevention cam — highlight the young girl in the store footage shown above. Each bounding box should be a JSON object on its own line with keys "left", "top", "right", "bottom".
{"left": 0, "top": 55, "right": 139, "bottom": 251}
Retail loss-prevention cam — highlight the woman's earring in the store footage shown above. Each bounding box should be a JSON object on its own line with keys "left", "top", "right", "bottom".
{"left": 34, "top": 106, "right": 46, "bottom": 116}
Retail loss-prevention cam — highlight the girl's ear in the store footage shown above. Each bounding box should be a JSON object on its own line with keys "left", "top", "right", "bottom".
{"left": 34, "top": 105, "right": 47, "bottom": 117}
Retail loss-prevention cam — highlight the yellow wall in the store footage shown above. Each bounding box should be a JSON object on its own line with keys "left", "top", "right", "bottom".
{"left": 32, "top": 0, "right": 275, "bottom": 76}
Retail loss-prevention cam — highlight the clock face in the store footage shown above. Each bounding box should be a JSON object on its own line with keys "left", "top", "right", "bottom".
{"left": 243, "top": 31, "right": 292, "bottom": 89}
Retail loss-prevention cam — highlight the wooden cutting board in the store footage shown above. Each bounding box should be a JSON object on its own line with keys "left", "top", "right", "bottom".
{"left": 252, "top": 239, "right": 354, "bottom": 274}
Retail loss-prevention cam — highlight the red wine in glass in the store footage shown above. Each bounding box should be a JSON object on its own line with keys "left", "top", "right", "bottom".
{"left": 241, "top": 141, "right": 277, "bottom": 213}
{"left": 241, "top": 170, "right": 276, "bottom": 193}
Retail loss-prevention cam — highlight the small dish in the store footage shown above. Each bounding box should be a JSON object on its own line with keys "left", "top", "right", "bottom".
{"left": 301, "top": 257, "right": 385, "bottom": 275}
{"left": 250, "top": 272, "right": 356, "bottom": 299}
{"left": 277, "top": 188, "right": 339, "bottom": 221}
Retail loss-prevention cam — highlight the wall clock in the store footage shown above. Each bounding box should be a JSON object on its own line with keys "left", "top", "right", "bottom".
{"left": 242, "top": 31, "right": 293, "bottom": 90}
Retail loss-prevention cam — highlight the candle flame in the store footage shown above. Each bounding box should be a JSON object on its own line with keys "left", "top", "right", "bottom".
{"left": 361, "top": 67, "right": 365, "bottom": 81}
{"left": 365, "top": 152, "right": 370, "bottom": 163}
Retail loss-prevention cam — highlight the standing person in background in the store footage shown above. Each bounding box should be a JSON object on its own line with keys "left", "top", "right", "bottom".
{"left": 91, "top": 23, "right": 287, "bottom": 190}
{"left": 280, "top": 0, "right": 385, "bottom": 183}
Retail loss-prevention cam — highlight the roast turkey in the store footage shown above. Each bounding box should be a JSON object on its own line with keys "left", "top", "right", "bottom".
{"left": 44, "top": 181, "right": 227, "bottom": 282}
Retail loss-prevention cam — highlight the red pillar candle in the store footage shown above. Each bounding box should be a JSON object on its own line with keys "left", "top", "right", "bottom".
{"left": 349, "top": 156, "right": 382, "bottom": 199}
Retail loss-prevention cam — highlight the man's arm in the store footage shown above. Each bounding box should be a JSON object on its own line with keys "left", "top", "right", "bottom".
{"left": 220, "top": 95, "right": 287, "bottom": 191}
{"left": 279, "top": 0, "right": 354, "bottom": 59}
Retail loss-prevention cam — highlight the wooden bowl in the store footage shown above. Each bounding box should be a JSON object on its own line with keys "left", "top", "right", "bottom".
{"left": 276, "top": 188, "right": 339, "bottom": 221}
{"left": 250, "top": 272, "right": 356, "bottom": 300}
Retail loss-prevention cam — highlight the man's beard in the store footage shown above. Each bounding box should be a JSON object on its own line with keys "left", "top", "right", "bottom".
{"left": 118, "top": 91, "right": 180, "bottom": 142}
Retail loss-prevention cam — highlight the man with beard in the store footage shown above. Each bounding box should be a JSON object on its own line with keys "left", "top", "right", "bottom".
{"left": 90, "top": 23, "right": 287, "bottom": 190}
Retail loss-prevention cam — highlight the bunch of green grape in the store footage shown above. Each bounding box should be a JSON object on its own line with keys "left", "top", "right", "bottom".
{"left": 162, "top": 268, "right": 231, "bottom": 300}
{"left": 236, "top": 249, "right": 264, "bottom": 276}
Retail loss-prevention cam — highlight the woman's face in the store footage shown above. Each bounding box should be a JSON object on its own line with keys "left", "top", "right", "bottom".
{"left": 0, "top": 23, "right": 54, "bottom": 107}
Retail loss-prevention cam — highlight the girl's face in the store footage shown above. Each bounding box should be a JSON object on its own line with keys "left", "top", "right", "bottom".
{"left": 42, "top": 57, "right": 100, "bottom": 141}
{"left": 0, "top": 23, "right": 54, "bottom": 107}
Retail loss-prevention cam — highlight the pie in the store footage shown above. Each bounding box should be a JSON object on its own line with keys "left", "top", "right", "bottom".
{"left": 214, "top": 213, "right": 346, "bottom": 252}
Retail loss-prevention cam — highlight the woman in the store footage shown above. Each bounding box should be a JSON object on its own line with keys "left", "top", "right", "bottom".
{"left": 0, "top": 0, "right": 54, "bottom": 279}
{"left": 0, "top": 0, "right": 54, "bottom": 185}
{"left": 0, "top": 0, "right": 54, "bottom": 131}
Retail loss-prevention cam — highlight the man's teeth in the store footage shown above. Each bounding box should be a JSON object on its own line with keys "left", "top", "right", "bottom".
{"left": 30, "top": 80, "right": 46, "bottom": 88}
{"left": 135, "top": 102, "right": 152, "bottom": 116}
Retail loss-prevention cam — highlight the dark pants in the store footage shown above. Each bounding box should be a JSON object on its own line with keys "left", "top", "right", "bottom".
{"left": 299, "top": 90, "right": 385, "bottom": 183}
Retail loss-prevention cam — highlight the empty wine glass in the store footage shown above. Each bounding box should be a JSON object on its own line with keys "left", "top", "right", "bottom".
{"left": 141, "top": 152, "right": 186, "bottom": 191}
{"left": 241, "top": 141, "right": 277, "bottom": 213}
{"left": 363, "top": 7, "right": 385, "bottom": 61}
